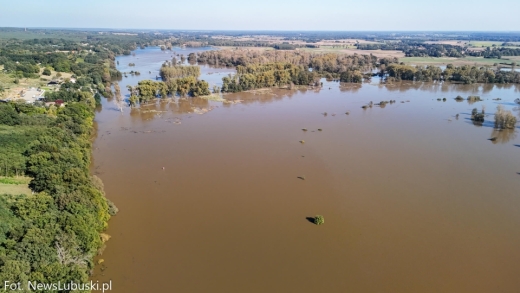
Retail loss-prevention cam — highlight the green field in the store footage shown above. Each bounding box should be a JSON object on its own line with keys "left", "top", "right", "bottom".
{"left": 400, "top": 56, "right": 515, "bottom": 66}
{"left": 300, "top": 47, "right": 354, "bottom": 53}
{"left": 468, "top": 41, "right": 505, "bottom": 47}
{"left": 0, "top": 176, "right": 32, "bottom": 195}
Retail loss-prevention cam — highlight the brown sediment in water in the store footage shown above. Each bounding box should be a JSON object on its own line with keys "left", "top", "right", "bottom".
{"left": 90, "top": 49, "right": 520, "bottom": 293}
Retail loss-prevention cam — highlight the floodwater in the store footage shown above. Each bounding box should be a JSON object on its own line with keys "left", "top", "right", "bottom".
{"left": 91, "top": 47, "right": 520, "bottom": 293}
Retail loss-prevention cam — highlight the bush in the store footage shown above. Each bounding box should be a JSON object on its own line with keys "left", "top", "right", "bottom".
{"left": 314, "top": 215, "right": 325, "bottom": 225}
{"left": 494, "top": 105, "right": 517, "bottom": 129}
{"left": 107, "top": 199, "right": 119, "bottom": 216}
{"left": 471, "top": 107, "right": 485, "bottom": 122}
{"left": 455, "top": 95, "right": 464, "bottom": 101}
{"left": 42, "top": 68, "right": 51, "bottom": 76}
{"left": 473, "top": 113, "right": 485, "bottom": 122}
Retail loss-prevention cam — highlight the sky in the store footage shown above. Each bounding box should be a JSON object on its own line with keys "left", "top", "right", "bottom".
{"left": 0, "top": 0, "right": 519, "bottom": 31}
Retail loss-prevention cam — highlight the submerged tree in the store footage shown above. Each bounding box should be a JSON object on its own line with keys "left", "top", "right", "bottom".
{"left": 314, "top": 215, "right": 325, "bottom": 225}
{"left": 114, "top": 82, "right": 123, "bottom": 112}
{"left": 494, "top": 105, "right": 517, "bottom": 129}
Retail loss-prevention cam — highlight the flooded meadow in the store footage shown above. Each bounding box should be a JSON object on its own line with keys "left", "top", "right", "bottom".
{"left": 91, "top": 47, "right": 520, "bottom": 293}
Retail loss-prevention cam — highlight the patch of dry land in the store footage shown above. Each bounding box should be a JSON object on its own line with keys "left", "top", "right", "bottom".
{"left": 0, "top": 66, "right": 72, "bottom": 99}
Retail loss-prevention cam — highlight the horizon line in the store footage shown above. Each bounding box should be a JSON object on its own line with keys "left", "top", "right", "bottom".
{"left": 2, "top": 27, "right": 520, "bottom": 33}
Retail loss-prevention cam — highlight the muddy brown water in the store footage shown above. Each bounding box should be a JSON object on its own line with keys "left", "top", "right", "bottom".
{"left": 91, "top": 48, "right": 520, "bottom": 293}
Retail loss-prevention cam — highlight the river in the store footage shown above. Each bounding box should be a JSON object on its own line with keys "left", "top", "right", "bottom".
{"left": 91, "top": 47, "right": 520, "bottom": 293}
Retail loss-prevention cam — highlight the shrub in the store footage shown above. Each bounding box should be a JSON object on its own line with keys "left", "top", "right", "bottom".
{"left": 467, "top": 95, "right": 481, "bottom": 102}
{"left": 471, "top": 107, "right": 485, "bottom": 122}
{"left": 494, "top": 105, "right": 517, "bottom": 129}
{"left": 314, "top": 215, "right": 325, "bottom": 225}
{"left": 473, "top": 113, "right": 485, "bottom": 122}
{"left": 455, "top": 95, "right": 464, "bottom": 101}
{"left": 107, "top": 199, "right": 119, "bottom": 216}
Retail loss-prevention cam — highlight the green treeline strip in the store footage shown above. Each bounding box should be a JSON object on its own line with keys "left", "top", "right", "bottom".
{"left": 384, "top": 63, "right": 520, "bottom": 83}
{"left": 196, "top": 50, "right": 377, "bottom": 72}
{"left": 222, "top": 63, "right": 320, "bottom": 92}
{"left": 0, "top": 101, "right": 117, "bottom": 291}
{"left": 217, "top": 54, "right": 520, "bottom": 94}
{"left": 128, "top": 78, "right": 211, "bottom": 106}
{"left": 159, "top": 65, "right": 200, "bottom": 81}
{"left": 0, "top": 31, "right": 138, "bottom": 293}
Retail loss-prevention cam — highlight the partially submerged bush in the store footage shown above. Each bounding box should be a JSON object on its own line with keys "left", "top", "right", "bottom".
{"left": 494, "top": 105, "right": 517, "bottom": 129}
{"left": 473, "top": 113, "right": 485, "bottom": 122}
{"left": 314, "top": 215, "right": 325, "bottom": 225}
{"left": 471, "top": 108, "right": 485, "bottom": 122}
{"left": 467, "top": 95, "right": 482, "bottom": 102}
{"left": 455, "top": 95, "right": 464, "bottom": 101}
{"left": 107, "top": 199, "right": 119, "bottom": 216}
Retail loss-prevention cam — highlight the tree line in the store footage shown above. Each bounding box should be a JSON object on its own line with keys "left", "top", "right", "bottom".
{"left": 222, "top": 63, "right": 320, "bottom": 92}
{"left": 128, "top": 77, "right": 211, "bottom": 105}
{"left": 0, "top": 30, "right": 145, "bottom": 292}
{"left": 196, "top": 49, "right": 377, "bottom": 72}
{"left": 0, "top": 101, "right": 116, "bottom": 291}
{"left": 357, "top": 41, "right": 520, "bottom": 59}
{"left": 383, "top": 63, "right": 520, "bottom": 84}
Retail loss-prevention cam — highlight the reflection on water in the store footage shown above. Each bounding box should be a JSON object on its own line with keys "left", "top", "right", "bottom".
{"left": 490, "top": 128, "right": 518, "bottom": 144}
{"left": 128, "top": 97, "right": 214, "bottom": 120}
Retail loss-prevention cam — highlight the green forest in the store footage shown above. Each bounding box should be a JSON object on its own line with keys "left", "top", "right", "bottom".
{"left": 0, "top": 29, "right": 141, "bottom": 292}
{"left": 0, "top": 101, "right": 117, "bottom": 292}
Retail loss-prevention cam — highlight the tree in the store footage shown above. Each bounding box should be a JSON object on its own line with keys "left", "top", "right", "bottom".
{"left": 129, "top": 95, "right": 138, "bottom": 107}
{"left": 0, "top": 104, "right": 20, "bottom": 126}
{"left": 42, "top": 68, "right": 52, "bottom": 76}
